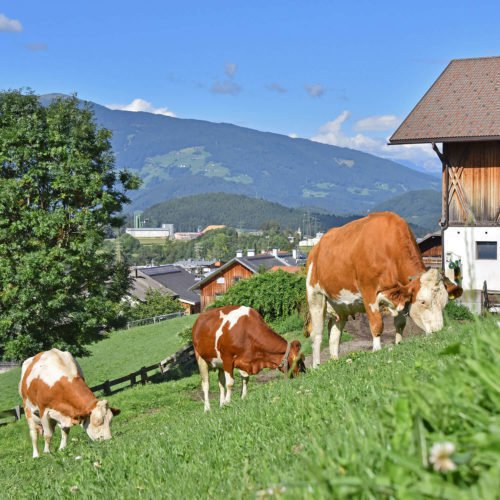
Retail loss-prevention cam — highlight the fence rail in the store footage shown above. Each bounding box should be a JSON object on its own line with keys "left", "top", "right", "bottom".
{"left": 126, "top": 311, "right": 184, "bottom": 329}
{"left": 0, "top": 343, "right": 196, "bottom": 427}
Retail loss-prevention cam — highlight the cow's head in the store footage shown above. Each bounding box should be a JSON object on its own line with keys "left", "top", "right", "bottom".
{"left": 82, "top": 400, "right": 120, "bottom": 441}
{"left": 384, "top": 269, "right": 463, "bottom": 334}
{"left": 287, "top": 340, "right": 306, "bottom": 377}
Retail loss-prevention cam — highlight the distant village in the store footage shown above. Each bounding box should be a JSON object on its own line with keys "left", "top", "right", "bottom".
{"left": 124, "top": 209, "right": 320, "bottom": 315}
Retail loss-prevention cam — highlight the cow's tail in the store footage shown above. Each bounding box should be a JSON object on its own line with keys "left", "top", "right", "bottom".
{"left": 303, "top": 297, "right": 312, "bottom": 338}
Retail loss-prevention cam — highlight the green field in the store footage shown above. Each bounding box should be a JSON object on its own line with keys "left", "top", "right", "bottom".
{"left": 0, "top": 317, "right": 498, "bottom": 498}
{"left": 0, "top": 314, "right": 196, "bottom": 410}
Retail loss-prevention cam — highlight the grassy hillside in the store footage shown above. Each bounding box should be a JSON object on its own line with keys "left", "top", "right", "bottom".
{"left": 0, "top": 315, "right": 196, "bottom": 410}
{"left": 371, "top": 189, "right": 441, "bottom": 233}
{"left": 141, "top": 192, "right": 359, "bottom": 232}
{"left": 0, "top": 317, "right": 497, "bottom": 497}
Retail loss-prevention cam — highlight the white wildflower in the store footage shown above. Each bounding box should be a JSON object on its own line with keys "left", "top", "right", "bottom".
{"left": 346, "top": 358, "right": 353, "bottom": 365}
{"left": 74, "top": 456, "right": 82, "bottom": 460}
{"left": 429, "top": 442, "right": 457, "bottom": 472}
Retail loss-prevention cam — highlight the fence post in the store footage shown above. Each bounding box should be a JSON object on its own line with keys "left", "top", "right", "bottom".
{"left": 103, "top": 380, "right": 111, "bottom": 396}
{"left": 14, "top": 405, "right": 22, "bottom": 421}
{"left": 140, "top": 367, "right": 147, "bottom": 385}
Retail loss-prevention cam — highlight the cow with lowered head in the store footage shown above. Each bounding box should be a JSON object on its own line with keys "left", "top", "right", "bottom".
{"left": 19, "top": 348, "right": 120, "bottom": 457}
{"left": 192, "top": 305, "right": 306, "bottom": 412}
{"left": 306, "top": 212, "right": 462, "bottom": 367}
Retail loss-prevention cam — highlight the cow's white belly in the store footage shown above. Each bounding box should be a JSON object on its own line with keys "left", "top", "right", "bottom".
{"left": 327, "top": 289, "right": 365, "bottom": 319}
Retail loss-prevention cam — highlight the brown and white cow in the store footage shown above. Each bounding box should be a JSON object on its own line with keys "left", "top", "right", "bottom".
{"left": 192, "top": 305, "right": 306, "bottom": 411}
{"left": 19, "top": 349, "right": 120, "bottom": 458}
{"left": 306, "top": 212, "right": 462, "bottom": 367}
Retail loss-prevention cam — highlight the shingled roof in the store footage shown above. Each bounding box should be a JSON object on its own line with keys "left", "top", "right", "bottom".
{"left": 389, "top": 56, "right": 499, "bottom": 144}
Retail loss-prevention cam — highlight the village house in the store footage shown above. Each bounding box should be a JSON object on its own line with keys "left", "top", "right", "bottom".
{"left": 129, "top": 265, "right": 201, "bottom": 314}
{"left": 390, "top": 56, "right": 500, "bottom": 312}
{"left": 191, "top": 249, "right": 306, "bottom": 310}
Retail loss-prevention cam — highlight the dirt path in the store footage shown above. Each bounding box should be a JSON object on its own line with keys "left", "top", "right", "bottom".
{"left": 254, "top": 314, "right": 424, "bottom": 383}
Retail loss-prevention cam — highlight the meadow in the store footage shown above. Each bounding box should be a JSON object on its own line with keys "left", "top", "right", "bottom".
{"left": 0, "top": 315, "right": 498, "bottom": 498}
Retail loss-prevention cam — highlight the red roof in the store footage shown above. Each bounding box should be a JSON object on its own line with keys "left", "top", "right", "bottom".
{"left": 390, "top": 57, "right": 500, "bottom": 144}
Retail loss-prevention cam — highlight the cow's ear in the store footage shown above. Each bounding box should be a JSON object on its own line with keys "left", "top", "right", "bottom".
{"left": 110, "top": 407, "right": 121, "bottom": 416}
{"left": 444, "top": 279, "right": 463, "bottom": 300}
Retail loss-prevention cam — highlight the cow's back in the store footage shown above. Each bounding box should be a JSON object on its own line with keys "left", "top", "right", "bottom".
{"left": 308, "top": 212, "right": 423, "bottom": 295}
{"left": 192, "top": 305, "right": 264, "bottom": 361}
{"left": 19, "top": 349, "right": 88, "bottom": 412}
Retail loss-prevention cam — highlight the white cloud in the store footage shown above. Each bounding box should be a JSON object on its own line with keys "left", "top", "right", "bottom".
{"left": 354, "top": 114, "right": 400, "bottom": 132}
{"left": 0, "top": 13, "right": 22, "bottom": 32}
{"left": 225, "top": 62, "right": 237, "bottom": 78}
{"left": 105, "top": 98, "right": 176, "bottom": 117}
{"left": 311, "top": 111, "right": 440, "bottom": 172}
{"left": 289, "top": 133, "right": 298, "bottom": 139}
{"left": 211, "top": 80, "right": 241, "bottom": 95}
{"left": 267, "top": 82, "right": 287, "bottom": 93}
{"left": 305, "top": 84, "right": 326, "bottom": 98}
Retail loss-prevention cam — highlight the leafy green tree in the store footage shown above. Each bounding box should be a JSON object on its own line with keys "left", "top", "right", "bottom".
{"left": 0, "top": 90, "right": 140, "bottom": 359}
{"left": 128, "top": 289, "right": 183, "bottom": 320}
{"left": 210, "top": 270, "right": 306, "bottom": 321}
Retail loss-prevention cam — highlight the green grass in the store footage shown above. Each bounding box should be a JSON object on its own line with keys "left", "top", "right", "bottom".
{"left": 0, "top": 315, "right": 196, "bottom": 410}
{"left": 0, "top": 317, "right": 497, "bottom": 498}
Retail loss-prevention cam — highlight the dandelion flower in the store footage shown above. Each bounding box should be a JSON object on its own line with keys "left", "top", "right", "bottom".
{"left": 429, "top": 442, "right": 457, "bottom": 472}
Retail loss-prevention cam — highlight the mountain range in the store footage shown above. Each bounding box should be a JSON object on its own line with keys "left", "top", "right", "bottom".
{"left": 41, "top": 94, "right": 440, "bottom": 215}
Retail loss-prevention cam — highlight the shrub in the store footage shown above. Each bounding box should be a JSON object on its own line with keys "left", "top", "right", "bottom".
{"left": 128, "top": 289, "right": 183, "bottom": 320}
{"left": 210, "top": 270, "right": 306, "bottom": 322}
{"left": 445, "top": 300, "right": 475, "bottom": 322}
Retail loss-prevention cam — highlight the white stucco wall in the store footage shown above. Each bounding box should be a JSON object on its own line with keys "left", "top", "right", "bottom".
{"left": 444, "top": 226, "right": 500, "bottom": 311}
{"left": 126, "top": 228, "right": 171, "bottom": 238}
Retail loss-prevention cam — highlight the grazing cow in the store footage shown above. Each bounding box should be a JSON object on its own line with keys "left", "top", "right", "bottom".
{"left": 306, "top": 212, "right": 462, "bottom": 367}
{"left": 19, "top": 349, "right": 120, "bottom": 458}
{"left": 192, "top": 305, "right": 306, "bottom": 411}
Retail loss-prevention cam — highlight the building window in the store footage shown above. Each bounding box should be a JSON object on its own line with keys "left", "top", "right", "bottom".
{"left": 232, "top": 276, "right": 242, "bottom": 284}
{"left": 476, "top": 241, "right": 497, "bottom": 260}
{"left": 216, "top": 277, "right": 225, "bottom": 284}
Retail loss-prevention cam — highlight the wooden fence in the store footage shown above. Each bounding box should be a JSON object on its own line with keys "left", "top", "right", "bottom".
{"left": 0, "top": 343, "right": 196, "bottom": 427}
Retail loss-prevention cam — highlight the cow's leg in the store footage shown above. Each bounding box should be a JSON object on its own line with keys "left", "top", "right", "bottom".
{"left": 328, "top": 316, "right": 346, "bottom": 360}
{"left": 394, "top": 313, "right": 406, "bottom": 345}
{"left": 40, "top": 413, "right": 56, "bottom": 454}
{"left": 196, "top": 356, "right": 211, "bottom": 412}
{"left": 223, "top": 368, "right": 235, "bottom": 405}
{"left": 239, "top": 370, "right": 249, "bottom": 399}
{"left": 26, "top": 409, "right": 40, "bottom": 458}
{"left": 363, "top": 295, "right": 384, "bottom": 352}
{"left": 59, "top": 425, "right": 70, "bottom": 451}
{"left": 218, "top": 369, "right": 226, "bottom": 407}
{"left": 308, "top": 291, "right": 326, "bottom": 368}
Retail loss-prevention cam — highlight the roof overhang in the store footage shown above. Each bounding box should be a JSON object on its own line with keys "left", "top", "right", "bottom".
{"left": 389, "top": 135, "right": 500, "bottom": 145}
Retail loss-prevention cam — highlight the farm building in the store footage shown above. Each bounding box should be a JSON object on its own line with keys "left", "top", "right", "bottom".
{"left": 417, "top": 232, "right": 442, "bottom": 270}
{"left": 129, "top": 265, "right": 201, "bottom": 314}
{"left": 390, "top": 56, "right": 500, "bottom": 312}
{"left": 191, "top": 249, "right": 306, "bottom": 310}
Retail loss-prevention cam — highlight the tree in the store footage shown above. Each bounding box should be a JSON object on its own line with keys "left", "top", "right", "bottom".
{"left": 128, "top": 289, "right": 183, "bottom": 320}
{"left": 0, "top": 90, "right": 140, "bottom": 359}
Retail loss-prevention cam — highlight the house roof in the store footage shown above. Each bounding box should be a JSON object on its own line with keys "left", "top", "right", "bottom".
{"left": 389, "top": 57, "right": 500, "bottom": 144}
{"left": 134, "top": 265, "right": 201, "bottom": 305}
{"left": 190, "top": 252, "right": 304, "bottom": 290}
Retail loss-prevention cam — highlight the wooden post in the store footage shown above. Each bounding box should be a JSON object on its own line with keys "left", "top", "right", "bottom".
{"left": 103, "top": 380, "right": 111, "bottom": 396}
{"left": 130, "top": 373, "right": 136, "bottom": 386}
{"left": 140, "top": 367, "right": 147, "bottom": 385}
{"left": 14, "top": 405, "right": 22, "bottom": 421}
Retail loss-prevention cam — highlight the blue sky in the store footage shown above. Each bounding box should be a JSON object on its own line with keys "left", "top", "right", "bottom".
{"left": 1, "top": 1, "right": 499, "bottom": 172}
